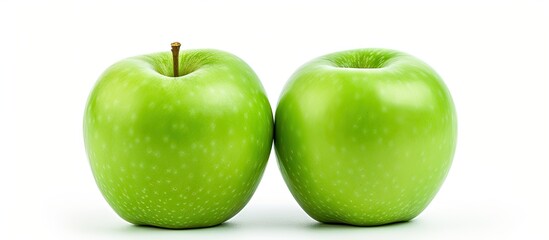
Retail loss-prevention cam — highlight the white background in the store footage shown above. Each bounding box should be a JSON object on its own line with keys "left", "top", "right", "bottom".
{"left": 1, "top": 0, "right": 548, "bottom": 239}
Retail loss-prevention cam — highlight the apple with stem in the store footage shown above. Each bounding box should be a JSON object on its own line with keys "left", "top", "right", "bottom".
{"left": 84, "top": 42, "right": 273, "bottom": 229}
{"left": 275, "top": 49, "right": 457, "bottom": 226}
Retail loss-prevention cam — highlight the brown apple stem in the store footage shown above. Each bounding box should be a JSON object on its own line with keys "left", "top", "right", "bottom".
{"left": 171, "top": 42, "right": 181, "bottom": 77}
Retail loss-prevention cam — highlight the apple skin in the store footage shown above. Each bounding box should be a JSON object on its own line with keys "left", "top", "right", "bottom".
{"left": 84, "top": 49, "right": 273, "bottom": 229}
{"left": 274, "top": 49, "right": 457, "bottom": 226}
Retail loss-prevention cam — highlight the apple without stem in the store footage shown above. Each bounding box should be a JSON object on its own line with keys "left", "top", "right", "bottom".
{"left": 84, "top": 43, "right": 273, "bottom": 229}
{"left": 275, "top": 49, "right": 457, "bottom": 226}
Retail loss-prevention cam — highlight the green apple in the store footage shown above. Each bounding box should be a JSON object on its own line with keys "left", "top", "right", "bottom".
{"left": 84, "top": 44, "right": 273, "bottom": 229}
{"left": 275, "top": 49, "right": 457, "bottom": 226}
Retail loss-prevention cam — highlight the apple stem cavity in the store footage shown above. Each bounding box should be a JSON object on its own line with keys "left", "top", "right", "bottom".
{"left": 171, "top": 42, "right": 181, "bottom": 77}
